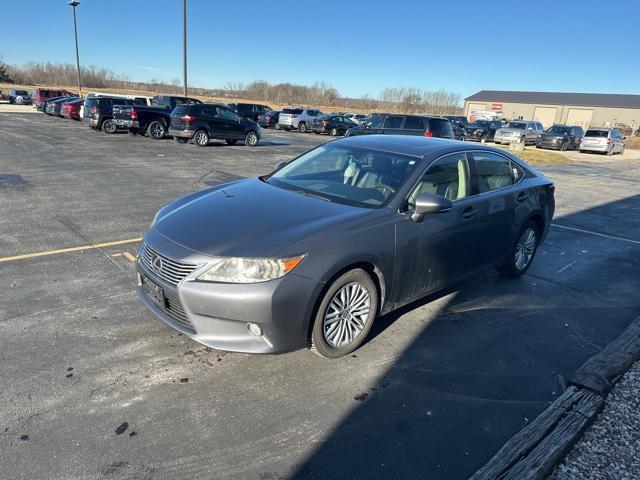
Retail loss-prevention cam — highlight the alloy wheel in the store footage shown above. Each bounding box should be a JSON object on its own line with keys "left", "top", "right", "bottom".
{"left": 323, "top": 282, "right": 371, "bottom": 347}
{"left": 195, "top": 131, "right": 208, "bottom": 146}
{"left": 514, "top": 227, "right": 536, "bottom": 271}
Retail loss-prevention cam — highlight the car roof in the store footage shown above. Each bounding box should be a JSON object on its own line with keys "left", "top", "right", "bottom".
{"left": 334, "top": 134, "right": 502, "bottom": 158}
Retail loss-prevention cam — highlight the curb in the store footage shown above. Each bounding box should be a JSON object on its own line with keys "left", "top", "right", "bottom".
{"left": 470, "top": 315, "right": 640, "bottom": 480}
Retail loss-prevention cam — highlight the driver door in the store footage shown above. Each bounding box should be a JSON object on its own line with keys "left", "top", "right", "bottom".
{"left": 216, "top": 107, "right": 245, "bottom": 139}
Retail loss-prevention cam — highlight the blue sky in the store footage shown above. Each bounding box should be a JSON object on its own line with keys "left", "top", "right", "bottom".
{"left": 1, "top": 0, "right": 639, "bottom": 100}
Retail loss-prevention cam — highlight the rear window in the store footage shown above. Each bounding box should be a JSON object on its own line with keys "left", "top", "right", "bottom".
{"left": 404, "top": 116, "right": 425, "bottom": 130}
{"left": 84, "top": 98, "right": 98, "bottom": 108}
{"left": 283, "top": 108, "right": 303, "bottom": 114}
{"left": 429, "top": 119, "right": 453, "bottom": 137}
{"left": 585, "top": 130, "right": 608, "bottom": 137}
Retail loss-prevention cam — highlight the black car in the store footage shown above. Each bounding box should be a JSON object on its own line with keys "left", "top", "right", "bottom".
{"left": 84, "top": 96, "right": 147, "bottom": 133}
{"left": 258, "top": 110, "right": 280, "bottom": 129}
{"left": 311, "top": 115, "right": 358, "bottom": 136}
{"left": 228, "top": 103, "right": 273, "bottom": 122}
{"left": 451, "top": 122, "right": 467, "bottom": 141}
{"left": 535, "top": 125, "right": 584, "bottom": 151}
{"left": 169, "top": 103, "right": 261, "bottom": 147}
{"left": 38, "top": 96, "right": 67, "bottom": 113}
{"left": 444, "top": 115, "right": 469, "bottom": 127}
{"left": 464, "top": 120, "right": 503, "bottom": 142}
{"left": 345, "top": 114, "right": 454, "bottom": 139}
{"left": 45, "top": 96, "right": 77, "bottom": 116}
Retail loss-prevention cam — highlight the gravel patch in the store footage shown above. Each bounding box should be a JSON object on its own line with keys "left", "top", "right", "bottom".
{"left": 552, "top": 361, "right": 640, "bottom": 479}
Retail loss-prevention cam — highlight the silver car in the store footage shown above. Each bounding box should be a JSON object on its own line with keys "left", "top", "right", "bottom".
{"left": 494, "top": 120, "right": 544, "bottom": 145}
{"left": 137, "top": 136, "right": 555, "bottom": 358}
{"left": 579, "top": 128, "right": 625, "bottom": 155}
{"left": 278, "top": 107, "right": 322, "bottom": 133}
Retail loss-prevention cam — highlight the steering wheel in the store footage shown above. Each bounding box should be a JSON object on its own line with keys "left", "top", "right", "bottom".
{"left": 374, "top": 184, "right": 396, "bottom": 196}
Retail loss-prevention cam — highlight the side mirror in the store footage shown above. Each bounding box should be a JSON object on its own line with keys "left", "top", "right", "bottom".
{"left": 274, "top": 161, "right": 288, "bottom": 171}
{"left": 411, "top": 192, "right": 453, "bottom": 223}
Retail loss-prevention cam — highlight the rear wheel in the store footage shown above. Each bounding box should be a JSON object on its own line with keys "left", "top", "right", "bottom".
{"left": 147, "top": 120, "right": 166, "bottom": 140}
{"left": 606, "top": 145, "right": 613, "bottom": 156}
{"left": 173, "top": 136, "right": 188, "bottom": 144}
{"left": 245, "top": 131, "right": 259, "bottom": 147}
{"left": 102, "top": 118, "right": 117, "bottom": 134}
{"left": 225, "top": 139, "right": 237, "bottom": 145}
{"left": 275, "top": 123, "right": 282, "bottom": 130}
{"left": 330, "top": 127, "right": 339, "bottom": 136}
{"left": 193, "top": 129, "right": 209, "bottom": 147}
{"left": 298, "top": 122, "right": 307, "bottom": 133}
{"left": 310, "top": 269, "right": 378, "bottom": 358}
{"left": 497, "top": 221, "right": 539, "bottom": 278}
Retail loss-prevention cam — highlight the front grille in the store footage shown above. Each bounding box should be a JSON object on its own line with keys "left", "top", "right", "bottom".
{"left": 139, "top": 243, "right": 199, "bottom": 286}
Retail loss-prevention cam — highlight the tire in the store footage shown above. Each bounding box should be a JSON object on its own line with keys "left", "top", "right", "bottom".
{"left": 225, "top": 139, "right": 237, "bottom": 146}
{"left": 147, "top": 120, "right": 166, "bottom": 140}
{"left": 620, "top": 144, "right": 625, "bottom": 155}
{"left": 298, "top": 122, "right": 307, "bottom": 133}
{"left": 310, "top": 268, "right": 378, "bottom": 358}
{"left": 173, "top": 136, "right": 188, "bottom": 144}
{"left": 330, "top": 127, "right": 338, "bottom": 136}
{"left": 102, "top": 118, "right": 117, "bottom": 134}
{"left": 496, "top": 221, "right": 539, "bottom": 278}
{"left": 193, "top": 129, "right": 209, "bottom": 147}
{"left": 275, "top": 123, "right": 282, "bottom": 130}
{"left": 245, "top": 131, "right": 259, "bottom": 147}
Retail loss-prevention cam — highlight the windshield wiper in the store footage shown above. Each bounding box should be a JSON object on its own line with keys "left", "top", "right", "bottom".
{"left": 294, "top": 190, "right": 332, "bottom": 202}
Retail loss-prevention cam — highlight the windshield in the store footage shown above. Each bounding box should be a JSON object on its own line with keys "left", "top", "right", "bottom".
{"left": 547, "top": 125, "right": 570, "bottom": 134}
{"left": 267, "top": 144, "right": 419, "bottom": 207}
{"left": 469, "top": 120, "right": 491, "bottom": 127}
{"left": 507, "top": 122, "right": 527, "bottom": 129}
{"left": 16, "top": 90, "right": 28, "bottom": 95}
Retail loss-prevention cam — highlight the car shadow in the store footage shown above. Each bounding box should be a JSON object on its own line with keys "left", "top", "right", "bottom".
{"left": 291, "top": 194, "right": 640, "bottom": 480}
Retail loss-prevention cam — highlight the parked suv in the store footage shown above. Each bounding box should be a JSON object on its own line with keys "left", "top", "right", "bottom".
{"left": 536, "top": 125, "right": 584, "bottom": 151}
{"left": 83, "top": 96, "right": 146, "bottom": 133}
{"left": 228, "top": 103, "right": 272, "bottom": 122}
{"left": 33, "top": 88, "right": 74, "bottom": 110}
{"left": 8, "top": 89, "right": 31, "bottom": 104}
{"left": 579, "top": 128, "right": 625, "bottom": 155}
{"left": 464, "top": 120, "right": 504, "bottom": 142}
{"left": 278, "top": 107, "right": 322, "bottom": 132}
{"left": 169, "top": 104, "right": 261, "bottom": 147}
{"left": 345, "top": 114, "right": 454, "bottom": 139}
{"left": 494, "top": 120, "right": 544, "bottom": 145}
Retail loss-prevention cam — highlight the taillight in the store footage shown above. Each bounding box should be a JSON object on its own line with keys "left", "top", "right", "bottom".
{"left": 265, "top": 115, "right": 271, "bottom": 121}
{"left": 606, "top": 138, "right": 611, "bottom": 144}
{"left": 423, "top": 131, "right": 433, "bottom": 137}
{"left": 182, "top": 115, "right": 195, "bottom": 123}
{"left": 322, "top": 120, "right": 330, "bottom": 125}
{"left": 130, "top": 108, "right": 137, "bottom": 120}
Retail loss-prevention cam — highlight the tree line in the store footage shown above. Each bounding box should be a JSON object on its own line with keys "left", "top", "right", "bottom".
{"left": 1, "top": 58, "right": 462, "bottom": 114}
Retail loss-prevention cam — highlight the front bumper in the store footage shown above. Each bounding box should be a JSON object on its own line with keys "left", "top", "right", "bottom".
{"left": 536, "top": 138, "right": 563, "bottom": 150}
{"left": 136, "top": 229, "right": 321, "bottom": 354}
{"left": 465, "top": 131, "right": 489, "bottom": 142}
{"left": 494, "top": 134, "right": 520, "bottom": 144}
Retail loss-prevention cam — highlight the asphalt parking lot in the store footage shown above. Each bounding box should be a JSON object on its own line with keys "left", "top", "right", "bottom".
{"left": 1, "top": 110, "right": 640, "bottom": 480}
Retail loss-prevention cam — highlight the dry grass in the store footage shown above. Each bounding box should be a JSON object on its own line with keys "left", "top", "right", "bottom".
{"left": 492, "top": 144, "right": 570, "bottom": 166}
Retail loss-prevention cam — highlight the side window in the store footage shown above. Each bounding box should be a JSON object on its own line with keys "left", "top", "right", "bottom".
{"left": 203, "top": 107, "right": 218, "bottom": 116}
{"left": 217, "top": 108, "right": 240, "bottom": 121}
{"left": 369, "top": 116, "right": 385, "bottom": 128}
{"left": 471, "top": 152, "right": 518, "bottom": 193}
{"left": 383, "top": 116, "right": 404, "bottom": 129}
{"left": 404, "top": 116, "right": 425, "bottom": 130}
{"left": 407, "top": 152, "right": 471, "bottom": 209}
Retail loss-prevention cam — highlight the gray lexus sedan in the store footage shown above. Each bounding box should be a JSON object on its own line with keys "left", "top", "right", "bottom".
{"left": 137, "top": 135, "right": 555, "bottom": 358}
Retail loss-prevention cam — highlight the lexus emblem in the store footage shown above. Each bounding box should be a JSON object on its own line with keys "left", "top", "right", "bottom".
{"left": 151, "top": 254, "right": 163, "bottom": 273}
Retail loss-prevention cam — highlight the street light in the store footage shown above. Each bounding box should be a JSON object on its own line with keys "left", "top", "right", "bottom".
{"left": 182, "top": 0, "right": 187, "bottom": 96}
{"left": 67, "top": 1, "right": 82, "bottom": 95}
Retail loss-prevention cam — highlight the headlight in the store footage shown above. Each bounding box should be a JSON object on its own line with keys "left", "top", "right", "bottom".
{"left": 537, "top": 134, "right": 542, "bottom": 138}
{"left": 197, "top": 255, "right": 306, "bottom": 283}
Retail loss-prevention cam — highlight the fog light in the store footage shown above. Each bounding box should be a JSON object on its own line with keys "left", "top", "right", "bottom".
{"left": 246, "top": 322, "right": 262, "bottom": 336}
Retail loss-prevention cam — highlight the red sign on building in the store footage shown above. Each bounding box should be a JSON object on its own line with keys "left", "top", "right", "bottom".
{"left": 491, "top": 103, "right": 503, "bottom": 111}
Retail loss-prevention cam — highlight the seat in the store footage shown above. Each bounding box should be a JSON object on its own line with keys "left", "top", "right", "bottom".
{"left": 354, "top": 154, "right": 395, "bottom": 189}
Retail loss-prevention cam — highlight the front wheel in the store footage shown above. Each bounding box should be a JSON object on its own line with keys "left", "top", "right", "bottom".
{"left": 560, "top": 140, "right": 569, "bottom": 151}
{"left": 193, "top": 129, "right": 209, "bottom": 147}
{"left": 102, "top": 118, "right": 117, "bottom": 134}
{"left": 310, "top": 269, "right": 378, "bottom": 358}
{"left": 245, "top": 131, "right": 259, "bottom": 147}
{"left": 298, "top": 122, "right": 307, "bottom": 133}
{"left": 497, "top": 221, "right": 539, "bottom": 278}
{"left": 147, "top": 120, "right": 166, "bottom": 140}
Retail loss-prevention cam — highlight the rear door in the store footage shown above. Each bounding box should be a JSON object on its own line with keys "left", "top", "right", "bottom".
{"left": 216, "top": 107, "right": 244, "bottom": 138}
{"left": 467, "top": 150, "right": 526, "bottom": 267}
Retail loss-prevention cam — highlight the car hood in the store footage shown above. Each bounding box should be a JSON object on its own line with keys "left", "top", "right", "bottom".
{"left": 497, "top": 128, "right": 525, "bottom": 134}
{"left": 540, "top": 132, "right": 566, "bottom": 138}
{"left": 153, "top": 178, "right": 371, "bottom": 258}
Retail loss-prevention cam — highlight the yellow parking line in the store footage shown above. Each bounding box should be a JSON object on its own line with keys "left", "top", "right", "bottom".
{"left": 122, "top": 252, "right": 137, "bottom": 262}
{"left": 0, "top": 238, "right": 142, "bottom": 264}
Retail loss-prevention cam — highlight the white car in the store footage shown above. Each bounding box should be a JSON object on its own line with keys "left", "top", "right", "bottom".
{"left": 344, "top": 113, "right": 367, "bottom": 125}
{"left": 579, "top": 128, "right": 625, "bottom": 155}
{"left": 278, "top": 107, "right": 323, "bottom": 133}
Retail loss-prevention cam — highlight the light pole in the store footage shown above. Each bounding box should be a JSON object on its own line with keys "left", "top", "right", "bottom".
{"left": 182, "top": 0, "right": 187, "bottom": 96}
{"left": 67, "top": 1, "right": 82, "bottom": 95}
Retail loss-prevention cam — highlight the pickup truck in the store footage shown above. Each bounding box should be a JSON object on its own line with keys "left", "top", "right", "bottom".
{"left": 113, "top": 95, "right": 202, "bottom": 139}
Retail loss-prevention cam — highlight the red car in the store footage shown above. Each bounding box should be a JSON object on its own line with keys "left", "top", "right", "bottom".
{"left": 33, "top": 88, "right": 74, "bottom": 111}
{"left": 61, "top": 98, "right": 84, "bottom": 120}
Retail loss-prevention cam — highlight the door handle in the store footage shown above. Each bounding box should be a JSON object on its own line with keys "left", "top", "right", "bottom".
{"left": 516, "top": 192, "right": 529, "bottom": 202}
{"left": 461, "top": 207, "right": 479, "bottom": 220}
